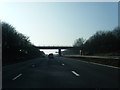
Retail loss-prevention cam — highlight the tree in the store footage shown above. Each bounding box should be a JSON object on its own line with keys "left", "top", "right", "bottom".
{"left": 2, "top": 22, "right": 44, "bottom": 65}
{"left": 73, "top": 37, "right": 85, "bottom": 47}
{"left": 83, "top": 27, "right": 120, "bottom": 55}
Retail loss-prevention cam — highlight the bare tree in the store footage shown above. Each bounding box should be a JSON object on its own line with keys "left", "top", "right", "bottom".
{"left": 73, "top": 37, "right": 85, "bottom": 47}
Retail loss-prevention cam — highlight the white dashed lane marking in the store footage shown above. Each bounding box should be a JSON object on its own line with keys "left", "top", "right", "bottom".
{"left": 12, "top": 73, "right": 22, "bottom": 80}
{"left": 71, "top": 71, "right": 80, "bottom": 77}
{"left": 62, "top": 63, "right": 65, "bottom": 66}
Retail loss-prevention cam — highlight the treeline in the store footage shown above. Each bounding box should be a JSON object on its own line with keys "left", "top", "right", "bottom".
{"left": 2, "top": 22, "right": 45, "bottom": 65}
{"left": 63, "top": 27, "right": 120, "bottom": 56}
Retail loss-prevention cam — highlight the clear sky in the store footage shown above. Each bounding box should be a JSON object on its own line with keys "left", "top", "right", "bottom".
{"left": 0, "top": 2, "right": 118, "bottom": 54}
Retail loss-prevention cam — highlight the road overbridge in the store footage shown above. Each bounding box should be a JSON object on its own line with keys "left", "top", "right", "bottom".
{"left": 34, "top": 46, "right": 74, "bottom": 56}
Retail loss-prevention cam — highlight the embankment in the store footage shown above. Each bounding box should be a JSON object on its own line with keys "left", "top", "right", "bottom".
{"left": 63, "top": 55, "right": 120, "bottom": 67}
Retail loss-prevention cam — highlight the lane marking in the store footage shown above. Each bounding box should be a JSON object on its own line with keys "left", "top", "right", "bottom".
{"left": 62, "top": 63, "right": 64, "bottom": 65}
{"left": 71, "top": 71, "right": 80, "bottom": 77}
{"left": 89, "top": 62, "right": 120, "bottom": 69}
{"left": 75, "top": 60, "right": 120, "bottom": 69}
{"left": 12, "top": 73, "right": 22, "bottom": 80}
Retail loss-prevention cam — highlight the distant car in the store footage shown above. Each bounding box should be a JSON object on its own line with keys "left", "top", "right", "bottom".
{"left": 48, "top": 53, "right": 54, "bottom": 59}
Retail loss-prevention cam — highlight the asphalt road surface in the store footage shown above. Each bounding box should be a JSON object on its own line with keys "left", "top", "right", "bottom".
{"left": 2, "top": 56, "right": 120, "bottom": 88}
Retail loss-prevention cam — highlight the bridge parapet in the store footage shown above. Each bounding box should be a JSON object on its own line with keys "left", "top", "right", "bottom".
{"left": 34, "top": 46, "right": 73, "bottom": 49}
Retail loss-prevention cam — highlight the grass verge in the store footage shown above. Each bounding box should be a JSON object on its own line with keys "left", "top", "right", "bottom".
{"left": 63, "top": 55, "right": 120, "bottom": 67}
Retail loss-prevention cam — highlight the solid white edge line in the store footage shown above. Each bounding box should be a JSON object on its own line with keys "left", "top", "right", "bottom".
{"left": 89, "top": 62, "right": 120, "bottom": 69}
{"left": 12, "top": 73, "right": 22, "bottom": 80}
{"left": 76, "top": 60, "right": 120, "bottom": 69}
{"left": 71, "top": 71, "right": 80, "bottom": 77}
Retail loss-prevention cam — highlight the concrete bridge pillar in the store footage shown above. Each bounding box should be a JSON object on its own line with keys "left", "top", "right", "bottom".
{"left": 58, "top": 48, "right": 61, "bottom": 56}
